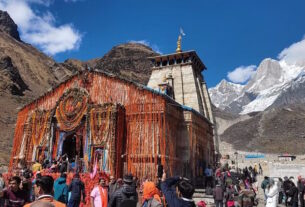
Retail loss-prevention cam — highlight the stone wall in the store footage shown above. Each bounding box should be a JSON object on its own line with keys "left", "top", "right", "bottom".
{"left": 148, "top": 64, "right": 206, "bottom": 116}
{"left": 269, "top": 163, "right": 305, "bottom": 181}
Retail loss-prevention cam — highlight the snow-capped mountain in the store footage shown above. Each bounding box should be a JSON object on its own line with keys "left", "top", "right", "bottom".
{"left": 209, "top": 79, "right": 244, "bottom": 109}
{"left": 209, "top": 58, "right": 305, "bottom": 114}
{"left": 244, "top": 58, "right": 283, "bottom": 93}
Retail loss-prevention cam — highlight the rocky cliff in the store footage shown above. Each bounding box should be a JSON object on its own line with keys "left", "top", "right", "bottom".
{"left": 88, "top": 43, "right": 158, "bottom": 84}
{"left": 0, "top": 11, "right": 20, "bottom": 41}
{"left": 220, "top": 105, "right": 305, "bottom": 154}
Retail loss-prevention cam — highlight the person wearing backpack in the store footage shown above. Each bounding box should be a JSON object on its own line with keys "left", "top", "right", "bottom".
{"left": 142, "top": 181, "right": 163, "bottom": 207}
{"left": 160, "top": 172, "right": 196, "bottom": 207}
{"left": 108, "top": 173, "right": 138, "bottom": 207}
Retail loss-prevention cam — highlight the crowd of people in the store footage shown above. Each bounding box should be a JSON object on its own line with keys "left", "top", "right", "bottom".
{"left": 0, "top": 158, "right": 199, "bottom": 207}
{"left": 210, "top": 165, "right": 259, "bottom": 207}
{"left": 2, "top": 155, "right": 305, "bottom": 207}
{"left": 261, "top": 175, "right": 305, "bottom": 207}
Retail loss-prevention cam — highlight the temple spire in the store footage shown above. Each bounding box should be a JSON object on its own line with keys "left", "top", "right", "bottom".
{"left": 176, "top": 35, "right": 182, "bottom": 53}
{"left": 176, "top": 27, "right": 185, "bottom": 53}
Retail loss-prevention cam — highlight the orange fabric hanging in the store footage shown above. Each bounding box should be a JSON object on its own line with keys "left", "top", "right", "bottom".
{"left": 31, "top": 110, "right": 51, "bottom": 146}
{"left": 9, "top": 71, "right": 214, "bottom": 182}
{"left": 98, "top": 186, "right": 108, "bottom": 207}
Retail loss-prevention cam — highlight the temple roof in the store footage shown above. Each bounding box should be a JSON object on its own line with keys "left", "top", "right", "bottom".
{"left": 149, "top": 50, "right": 206, "bottom": 72}
{"left": 19, "top": 69, "right": 212, "bottom": 125}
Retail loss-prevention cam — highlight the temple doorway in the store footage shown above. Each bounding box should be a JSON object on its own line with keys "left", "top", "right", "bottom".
{"left": 62, "top": 134, "right": 83, "bottom": 161}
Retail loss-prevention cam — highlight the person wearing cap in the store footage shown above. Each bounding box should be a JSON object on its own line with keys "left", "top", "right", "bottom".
{"left": 160, "top": 172, "right": 196, "bottom": 207}
{"left": 108, "top": 173, "right": 138, "bottom": 207}
{"left": 24, "top": 175, "right": 65, "bottom": 207}
{"left": 90, "top": 177, "right": 108, "bottom": 207}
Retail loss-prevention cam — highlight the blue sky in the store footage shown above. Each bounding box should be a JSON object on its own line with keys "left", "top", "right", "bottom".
{"left": 1, "top": 0, "right": 305, "bottom": 87}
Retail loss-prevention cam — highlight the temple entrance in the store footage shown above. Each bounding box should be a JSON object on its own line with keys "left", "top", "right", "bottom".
{"left": 62, "top": 134, "right": 83, "bottom": 161}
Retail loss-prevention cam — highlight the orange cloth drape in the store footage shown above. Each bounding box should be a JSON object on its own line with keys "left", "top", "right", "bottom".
{"left": 98, "top": 186, "right": 108, "bottom": 207}
{"left": 142, "top": 181, "right": 161, "bottom": 203}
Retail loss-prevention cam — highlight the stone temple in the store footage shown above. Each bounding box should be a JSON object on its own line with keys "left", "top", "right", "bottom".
{"left": 9, "top": 40, "right": 217, "bottom": 184}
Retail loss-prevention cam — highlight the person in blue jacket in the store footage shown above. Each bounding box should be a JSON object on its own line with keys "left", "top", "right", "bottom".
{"left": 160, "top": 172, "right": 196, "bottom": 207}
{"left": 54, "top": 172, "right": 68, "bottom": 204}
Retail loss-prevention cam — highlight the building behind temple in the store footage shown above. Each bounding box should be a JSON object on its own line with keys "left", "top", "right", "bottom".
{"left": 9, "top": 40, "right": 217, "bottom": 182}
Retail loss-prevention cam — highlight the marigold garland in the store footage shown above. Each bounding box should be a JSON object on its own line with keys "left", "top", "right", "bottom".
{"left": 8, "top": 72, "right": 215, "bottom": 182}
{"left": 30, "top": 110, "right": 51, "bottom": 146}
{"left": 56, "top": 88, "right": 88, "bottom": 131}
{"left": 90, "top": 106, "right": 112, "bottom": 145}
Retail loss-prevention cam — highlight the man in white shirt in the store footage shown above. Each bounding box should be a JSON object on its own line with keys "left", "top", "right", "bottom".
{"left": 90, "top": 178, "right": 108, "bottom": 207}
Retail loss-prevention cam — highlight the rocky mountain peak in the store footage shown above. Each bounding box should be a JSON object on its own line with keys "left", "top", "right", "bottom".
{"left": 216, "top": 79, "right": 244, "bottom": 93}
{"left": 0, "top": 10, "right": 21, "bottom": 41}
{"left": 244, "top": 58, "right": 283, "bottom": 93}
{"left": 90, "top": 42, "right": 159, "bottom": 85}
{"left": 209, "top": 79, "right": 244, "bottom": 109}
{"left": 104, "top": 43, "right": 157, "bottom": 59}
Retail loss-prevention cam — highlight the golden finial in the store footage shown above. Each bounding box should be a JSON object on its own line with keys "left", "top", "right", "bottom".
{"left": 176, "top": 27, "right": 185, "bottom": 53}
{"left": 176, "top": 35, "right": 182, "bottom": 53}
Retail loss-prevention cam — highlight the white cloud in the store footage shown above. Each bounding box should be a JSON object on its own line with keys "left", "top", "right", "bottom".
{"left": 0, "top": 0, "right": 82, "bottom": 55}
{"left": 227, "top": 65, "right": 257, "bottom": 83}
{"left": 278, "top": 36, "right": 305, "bottom": 65}
{"left": 28, "top": 0, "right": 53, "bottom": 6}
{"left": 129, "top": 40, "right": 162, "bottom": 54}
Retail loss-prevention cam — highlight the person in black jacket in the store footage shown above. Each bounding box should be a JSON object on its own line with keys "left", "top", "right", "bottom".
{"left": 160, "top": 172, "right": 195, "bottom": 207}
{"left": 108, "top": 173, "right": 138, "bottom": 207}
{"left": 67, "top": 173, "right": 85, "bottom": 207}
{"left": 287, "top": 182, "right": 298, "bottom": 207}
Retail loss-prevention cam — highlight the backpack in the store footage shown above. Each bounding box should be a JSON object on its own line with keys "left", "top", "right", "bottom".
{"left": 120, "top": 192, "right": 137, "bottom": 207}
